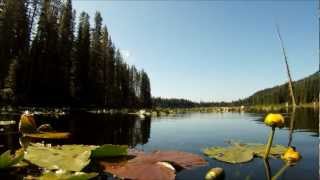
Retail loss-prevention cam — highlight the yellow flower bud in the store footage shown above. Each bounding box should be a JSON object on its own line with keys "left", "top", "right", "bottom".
{"left": 281, "top": 147, "right": 301, "bottom": 163}
{"left": 205, "top": 167, "right": 224, "bottom": 180}
{"left": 264, "top": 113, "right": 285, "bottom": 128}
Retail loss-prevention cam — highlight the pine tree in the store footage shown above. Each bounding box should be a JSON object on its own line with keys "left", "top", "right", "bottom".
{"left": 0, "top": 0, "right": 29, "bottom": 103}
{"left": 71, "top": 11, "right": 90, "bottom": 105}
{"left": 140, "top": 70, "right": 152, "bottom": 108}
{"left": 58, "top": 0, "right": 74, "bottom": 103}
{"left": 89, "top": 11, "right": 103, "bottom": 105}
{"left": 29, "top": 0, "right": 61, "bottom": 104}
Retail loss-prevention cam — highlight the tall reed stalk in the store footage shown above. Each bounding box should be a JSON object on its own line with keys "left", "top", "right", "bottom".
{"left": 275, "top": 24, "right": 296, "bottom": 107}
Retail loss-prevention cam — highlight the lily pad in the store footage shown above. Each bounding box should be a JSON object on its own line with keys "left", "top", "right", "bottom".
{"left": 24, "top": 132, "right": 71, "bottom": 139}
{"left": 91, "top": 144, "right": 128, "bottom": 158}
{"left": 203, "top": 142, "right": 287, "bottom": 164}
{"left": 25, "top": 143, "right": 96, "bottom": 171}
{"left": 24, "top": 143, "right": 129, "bottom": 171}
{"left": 0, "top": 149, "right": 24, "bottom": 169}
{"left": 203, "top": 146, "right": 253, "bottom": 164}
{"left": 101, "top": 150, "right": 207, "bottom": 180}
{"left": 39, "top": 171, "right": 98, "bottom": 180}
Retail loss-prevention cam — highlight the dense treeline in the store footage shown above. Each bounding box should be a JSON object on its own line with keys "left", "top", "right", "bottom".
{"left": 153, "top": 72, "right": 319, "bottom": 108}
{"left": 236, "top": 72, "right": 319, "bottom": 106}
{"left": 0, "top": 0, "right": 152, "bottom": 108}
{"left": 152, "top": 97, "right": 197, "bottom": 108}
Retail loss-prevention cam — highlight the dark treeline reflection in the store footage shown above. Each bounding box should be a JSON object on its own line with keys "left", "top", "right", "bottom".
{"left": 255, "top": 108, "right": 319, "bottom": 136}
{"left": 0, "top": 112, "right": 151, "bottom": 153}
{"left": 32, "top": 112, "right": 151, "bottom": 147}
{"left": 66, "top": 112, "right": 151, "bottom": 146}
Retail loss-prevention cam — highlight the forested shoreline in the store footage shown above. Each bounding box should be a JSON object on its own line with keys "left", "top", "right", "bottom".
{"left": 153, "top": 72, "right": 319, "bottom": 108}
{"left": 0, "top": 0, "right": 152, "bottom": 108}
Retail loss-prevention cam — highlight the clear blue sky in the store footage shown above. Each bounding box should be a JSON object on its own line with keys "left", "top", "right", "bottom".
{"left": 73, "top": 1, "right": 318, "bottom": 102}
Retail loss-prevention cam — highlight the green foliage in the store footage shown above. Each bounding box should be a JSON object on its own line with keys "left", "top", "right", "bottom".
{"left": 39, "top": 172, "right": 98, "bottom": 180}
{"left": 39, "top": 171, "right": 98, "bottom": 180}
{"left": 0, "top": 0, "right": 152, "bottom": 108}
{"left": 91, "top": 144, "right": 128, "bottom": 158}
{"left": 25, "top": 143, "right": 95, "bottom": 171}
{"left": 24, "top": 143, "right": 128, "bottom": 171}
{"left": 238, "top": 72, "right": 319, "bottom": 106}
{"left": 0, "top": 149, "right": 24, "bottom": 169}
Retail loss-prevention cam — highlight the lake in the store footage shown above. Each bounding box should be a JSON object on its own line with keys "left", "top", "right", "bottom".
{"left": 0, "top": 108, "right": 318, "bottom": 179}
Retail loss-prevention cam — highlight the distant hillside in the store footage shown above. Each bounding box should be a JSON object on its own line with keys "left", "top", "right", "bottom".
{"left": 153, "top": 72, "right": 319, "bottom": 108}
{"left": 236, "top": 72, "right": 319, "bottom": 106}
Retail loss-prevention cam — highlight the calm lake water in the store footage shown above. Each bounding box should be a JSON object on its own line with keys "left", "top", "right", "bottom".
{"left": 0, "top": 108, "right": 318, "bottom": 179}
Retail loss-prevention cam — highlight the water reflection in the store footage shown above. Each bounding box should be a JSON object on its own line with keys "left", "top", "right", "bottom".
{"left": 65, "top": 112, "right": 151, "bottom": 147}
{"left": 0, "top": 111, "right": 151, "bottom": 153}
{"left": 254, "top": 108, "right": 319, "bottom": 136}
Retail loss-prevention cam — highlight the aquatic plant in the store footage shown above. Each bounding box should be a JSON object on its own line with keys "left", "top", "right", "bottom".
{"left": 0, "top": 149, "right": 24, "bottom": 169}
{"left": 24, "top": 143, "right": 128, "bottom": 172}
{"left": 203, "top": 141, "right": 286, "bottom": 164}
{"left": 263, "top": 113, "right": 284, "bottom": 159}
{"left": 205, "top": 167, "right": 224, "bottom": 180}
{"left": 281, "top": 147, "right": 301, "bottom": 165}
{"left": 19, "top": 112, "right": 71, "bottom": 139}
{"left": 101, "top": 150, "right": 207, "bottom": 180}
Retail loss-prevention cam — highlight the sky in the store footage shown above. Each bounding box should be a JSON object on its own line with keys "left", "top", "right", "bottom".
{"left": 73, "top": 1, "right": 318, "bottom": 102}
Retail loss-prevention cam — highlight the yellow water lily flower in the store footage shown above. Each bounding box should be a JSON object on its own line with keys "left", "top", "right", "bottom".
{"left": 281, "top": 147, "right": 301, "bottom": 163}
{"left": 264, "top": 113, "right": 285, "bottom": 127}
{"left": 263, "top": 113, "right": 285, "bottom": 159}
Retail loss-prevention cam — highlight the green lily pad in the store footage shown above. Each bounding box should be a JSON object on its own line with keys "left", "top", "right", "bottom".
{"left": 24, "top": 143, "right": 129, "bottom": 171}
{"left": 203, "top": 142, "right": 287, "bottom": 164}
{"left": 91, "top": 144, "right": 128, "bottom": 158}
{"left": 25, "top": 143, "right": 96, "bottom": 171}
{"left": 243, "top": 143, "right": 287, "bottom": 158}
{"left": 203, "top": 146, "right": 253, "bottom": 164}
{"left": 39, "top": 171, "right": 98, "bottom": 180}
{"left": 0, "top": 149, "right": 24, "bottom": 169}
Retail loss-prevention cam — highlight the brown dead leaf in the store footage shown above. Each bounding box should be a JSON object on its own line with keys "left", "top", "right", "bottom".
{"left": 101, "top": 150, "right": 207, "bottom": 180}
{"left": 145, "top": 151, "right": 207, "bottom": 169}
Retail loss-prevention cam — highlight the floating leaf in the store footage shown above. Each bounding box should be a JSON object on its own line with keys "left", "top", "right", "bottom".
{"left": 91, "top": 144, "right": 128, "bottom": 158}
{"left": 25, "top": 143, "right": 96, "bottom": 171}
{"left": 25, "top": 143, "right": 129, "bottom": 171}
{"left": 0, "top": 149, "right": 24, "bottom": 169}
{"left": 139, "top": 151, "right": 207, "bottom": 169}
{"left": 244, "top": 143, "right": 287, "bottom": 158}
{"left": 203, "top": 142, "right": 287, "bottom": 164}
{"left": 203, "top": 146, "right": 253, "bottom": 164}
{"left": 24, "top": 132, "right": 71, "bottom": 139}
{"left": 39, "top": 171, "right": 98, "bottom": 180}
{"left": 101, "top": 150, "right": 206, "bottom": 180}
